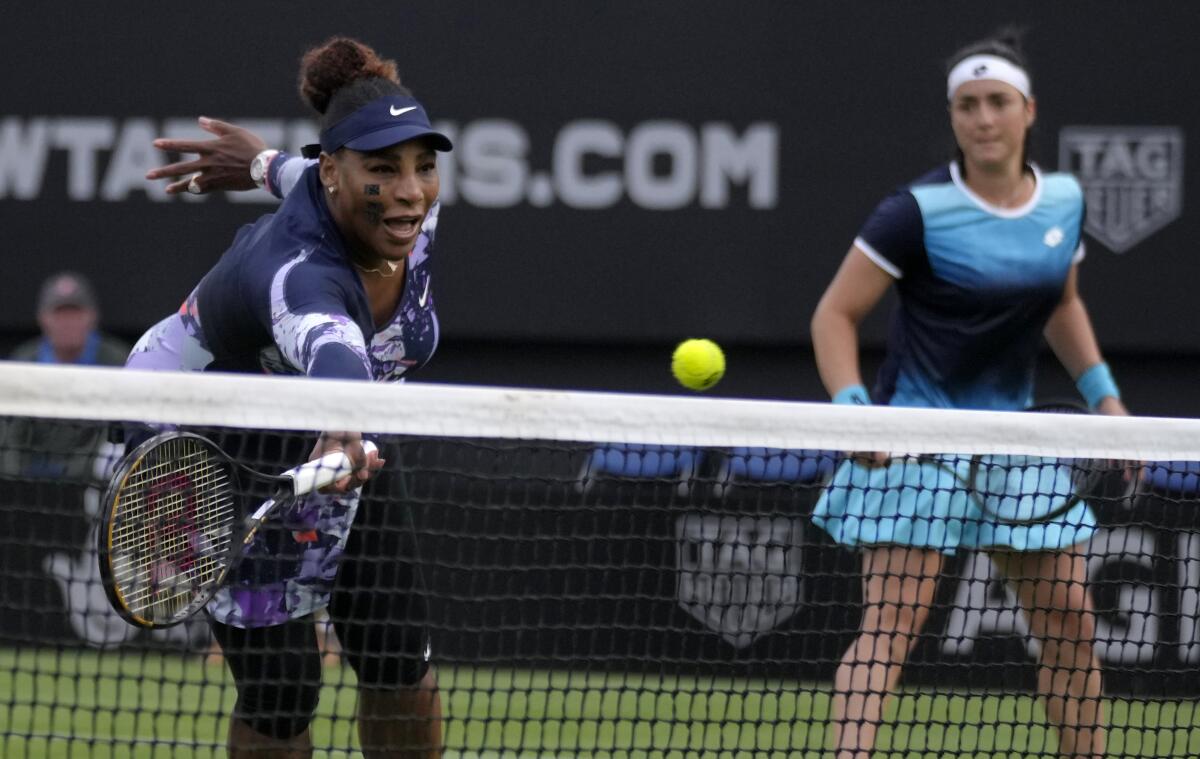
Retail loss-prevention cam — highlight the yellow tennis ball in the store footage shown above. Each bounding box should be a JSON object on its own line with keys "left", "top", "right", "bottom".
{"left": 671, "top": 338, "right": 725, "bottom": 391}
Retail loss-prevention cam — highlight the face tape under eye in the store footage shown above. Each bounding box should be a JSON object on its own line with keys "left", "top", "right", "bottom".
{"left": 365, "top": 201, "right": 383, "bottom": 225}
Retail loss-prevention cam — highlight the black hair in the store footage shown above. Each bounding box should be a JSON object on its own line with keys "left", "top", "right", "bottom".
{"left": 297, "top": 37, "right": 413, "bottom": 133}
{"left": 945, "top": 26, "right": 1032, "bottom": 80}
{"left": 945, "top": 27, "right": 1035, "bottom": 175}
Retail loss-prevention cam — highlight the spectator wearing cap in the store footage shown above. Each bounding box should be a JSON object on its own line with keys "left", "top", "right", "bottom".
{"left": 10, "top": 272, "right": 129, "bottom": 366}
{"left": 4, "top": 272, "right": 131, "bottom": 478}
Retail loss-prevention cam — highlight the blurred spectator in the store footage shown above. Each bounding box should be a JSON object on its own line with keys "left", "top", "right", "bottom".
{"left": 10, "top": 272, "right": 129, "bottom": 366}
{"left": 3, "top": 272, "right": 130, "bottom": 479}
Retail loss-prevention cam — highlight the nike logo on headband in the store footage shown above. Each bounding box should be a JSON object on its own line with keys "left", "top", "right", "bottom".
{"left": 390, "top": 105, "right": 418, "bottom": 117}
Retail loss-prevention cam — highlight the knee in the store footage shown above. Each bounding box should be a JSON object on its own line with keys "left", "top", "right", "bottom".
{"left": 234, "top": 679, "right": 321, "bottom": 741}
{"left": 1045, "top": 588, "right": 1097, "bottom": 642}
{"left": 345, "top": 634, "right": 431, "bottom": 690}
{"left": 856, "top": 607, "right": 927, "bottom": 664}
{"left": 360, "top": 668, "right": 440, "bottom": 714}
{"left": 1043, "top": 611, "right": 1096, "bottom": 650}
{"left": 351, "top": 649, "right": 431, "bottom": 690}
{"left": 863, "top": 602, "right": 926, "bottom": 637}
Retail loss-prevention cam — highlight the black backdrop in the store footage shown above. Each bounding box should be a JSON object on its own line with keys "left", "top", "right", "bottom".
{"left": 3, "top": 2, "right": 1199, "bottom": 410}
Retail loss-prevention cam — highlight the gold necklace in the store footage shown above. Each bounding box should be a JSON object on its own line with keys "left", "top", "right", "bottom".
{"left": 353, "top": 259, "right": 402, "bottom": 278}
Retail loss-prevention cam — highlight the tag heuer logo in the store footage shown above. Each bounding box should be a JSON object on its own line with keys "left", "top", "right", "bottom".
{"left": 1058, "top": 126, "right": 1184, "bottom": 253}
{"left": 676, "top": 514, "right": 804, "bottom": 648}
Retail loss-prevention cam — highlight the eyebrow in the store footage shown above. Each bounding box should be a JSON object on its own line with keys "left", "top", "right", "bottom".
{"left": 956, "top": 88, "right": 1013, "bottom": 101}
{"left": 362, "top": 147, "right": 437, "bottom": 161}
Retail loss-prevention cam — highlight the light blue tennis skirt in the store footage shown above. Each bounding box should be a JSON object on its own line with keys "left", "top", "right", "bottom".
{"left": 811, "top": 454, "right": 1097, "bottom": 554}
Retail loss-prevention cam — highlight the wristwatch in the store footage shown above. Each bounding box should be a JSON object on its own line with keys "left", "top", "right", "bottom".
{"left": 249, "top": 149, "right": 280, "bottom": 189}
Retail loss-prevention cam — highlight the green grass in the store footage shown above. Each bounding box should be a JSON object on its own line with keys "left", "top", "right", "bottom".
{"left": 1, "top": 648, "right": 1198, "bottom": 757}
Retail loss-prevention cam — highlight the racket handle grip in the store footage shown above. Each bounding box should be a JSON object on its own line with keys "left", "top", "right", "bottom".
{"left": 287, "top": 440, "right": 379, "bottom": 495}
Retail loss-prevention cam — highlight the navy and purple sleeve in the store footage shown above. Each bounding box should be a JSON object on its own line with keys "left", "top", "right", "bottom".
{"left": 266, "top": 153, "right": 316, "bottom": 200}
{"left": 268, "top": 257, "right": 372, "bottom": 381}
{"left": 853, "top": 190, "right": 924, "bottom": 278}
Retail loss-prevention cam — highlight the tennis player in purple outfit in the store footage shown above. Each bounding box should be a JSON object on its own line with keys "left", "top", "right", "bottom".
{"left": 132, "top": 37, "right": 448, "bottom": 758}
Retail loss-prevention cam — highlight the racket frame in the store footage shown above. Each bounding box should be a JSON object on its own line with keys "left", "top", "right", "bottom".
{"left": 98, "top": 431, "right": 374, "bottom": 629}
{"left": 98, "top": 432, "right": 245, "bottom": 628}
{"left": 898, "top": 402, "right": 1100, "bottom": 527}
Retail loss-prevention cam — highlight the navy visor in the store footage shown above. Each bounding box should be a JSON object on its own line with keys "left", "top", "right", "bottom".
{"left": 318, "top": 95, "right": 453, "bottom": 154}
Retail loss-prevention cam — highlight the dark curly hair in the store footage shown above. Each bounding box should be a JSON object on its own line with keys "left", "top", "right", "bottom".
{"left": 297, "top": 37, "right": 413, "bottom": 135}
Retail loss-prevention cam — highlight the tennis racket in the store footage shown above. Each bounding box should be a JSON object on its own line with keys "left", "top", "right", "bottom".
{"left": 976, "top": 401, "right": 1103, "bottom": 525}
{"left": 883, "top": 403, "right": 1104, "bottom": 528}
{"left": 97, "top": 431, "right": 377, "bottom": 629}
{"left": 903, "top": 402, "right": 1102, "bottom": 526}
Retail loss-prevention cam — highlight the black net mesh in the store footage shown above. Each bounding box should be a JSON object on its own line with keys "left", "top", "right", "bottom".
{"left": 2, "top": 378, "right": 1199, "bottom": 757}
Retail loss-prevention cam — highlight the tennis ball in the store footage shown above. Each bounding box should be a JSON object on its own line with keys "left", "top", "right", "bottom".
{"left": 671, "top": 338, "right": 725, "bottom": 391}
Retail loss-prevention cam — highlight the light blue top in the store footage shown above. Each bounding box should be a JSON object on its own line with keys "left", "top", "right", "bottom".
{"left": 856, "top": 162, "right": 1084, "bottom": 411}
{"left": 814, "top": 162, "right": 1096, "bottom": 553}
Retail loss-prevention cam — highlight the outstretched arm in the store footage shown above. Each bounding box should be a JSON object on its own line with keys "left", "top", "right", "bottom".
{"left": 275, "top": 267, "right": 382, "bottom": 491}
{"left": 146, "top": 117, "right": 266, "bottom": 195}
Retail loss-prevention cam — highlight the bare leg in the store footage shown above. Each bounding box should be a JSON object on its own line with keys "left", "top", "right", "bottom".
{"left": 358, "top": 668, "right": 443, "bottom": 758}
{"left": 831, "top": 545, "right": 943, "bottom": 759}
{"left": 314, "top": 611, "right": 343, "bottom": 667}
{"left": 993, "top": 547, "right": 1105, "bottom": 759}
{"left": 228, "top": 718, "right": 312, "bottom": 759}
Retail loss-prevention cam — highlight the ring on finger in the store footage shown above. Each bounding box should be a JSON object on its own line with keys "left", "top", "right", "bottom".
{"left": 186, "top": 174, "right": 202, "bottom": 195}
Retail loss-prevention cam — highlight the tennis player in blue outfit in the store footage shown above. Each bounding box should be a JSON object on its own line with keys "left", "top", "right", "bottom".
{"left": 810, "top": 33, "right": 1124, "bottom": 759}
{"left": 131, "top": 37, "right": 447, "bottom": 758}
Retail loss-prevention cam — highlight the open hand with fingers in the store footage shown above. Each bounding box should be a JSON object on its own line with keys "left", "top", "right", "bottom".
{"left": 146, "top": 117, "right": 267, "bottom": 195}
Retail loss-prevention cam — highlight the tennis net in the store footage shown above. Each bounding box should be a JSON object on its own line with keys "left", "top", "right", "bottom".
{"left": 1, "top": 362, "right": 1199, "bottom": 758}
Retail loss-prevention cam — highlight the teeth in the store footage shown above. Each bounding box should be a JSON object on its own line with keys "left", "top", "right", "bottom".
{"left": 385, "top": 219, "right": 417, "bottom": 238}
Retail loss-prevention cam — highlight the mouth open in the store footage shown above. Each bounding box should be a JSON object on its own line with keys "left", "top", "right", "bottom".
{"left": 383, "top": 214, "right": 422, "bottom": 242}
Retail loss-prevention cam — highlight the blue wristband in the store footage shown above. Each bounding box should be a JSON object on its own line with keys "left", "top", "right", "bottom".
{"left": 832, "top": 384, "right": 871, "bottom": 405}
{"left": 1076, "top": 362, "right": 1120, "bottom": 410}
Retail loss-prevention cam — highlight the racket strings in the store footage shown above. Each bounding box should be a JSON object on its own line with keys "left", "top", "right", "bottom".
{"left": 973, "top": 455, "right": 1103, "bottom": 523}
{"left": 900, "top": 454, "right": 1101, "bottom": 525}
{"left": 110, "top": 438, "right": 237, "bottom": 622}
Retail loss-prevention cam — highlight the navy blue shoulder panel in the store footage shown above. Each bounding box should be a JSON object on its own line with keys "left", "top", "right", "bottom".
{"left": 855, "top": 166, "right": 949, "bottom": 277}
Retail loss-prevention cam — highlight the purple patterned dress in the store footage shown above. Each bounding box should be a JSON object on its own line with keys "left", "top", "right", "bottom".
{"left": 126, "top": 158, "right": 439, "bottom": 627}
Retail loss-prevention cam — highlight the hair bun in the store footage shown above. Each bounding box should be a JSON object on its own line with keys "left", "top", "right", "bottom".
{"left": 990, "top": 24, "right": 1027, "bottom": 56}
{"left": 298, "top": 37, "right": 400, "bottom": 115}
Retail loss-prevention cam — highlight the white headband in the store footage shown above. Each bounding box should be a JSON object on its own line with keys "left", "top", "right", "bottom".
{"left": 947, "top": 54, "right": 1031, "bottom": 100}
